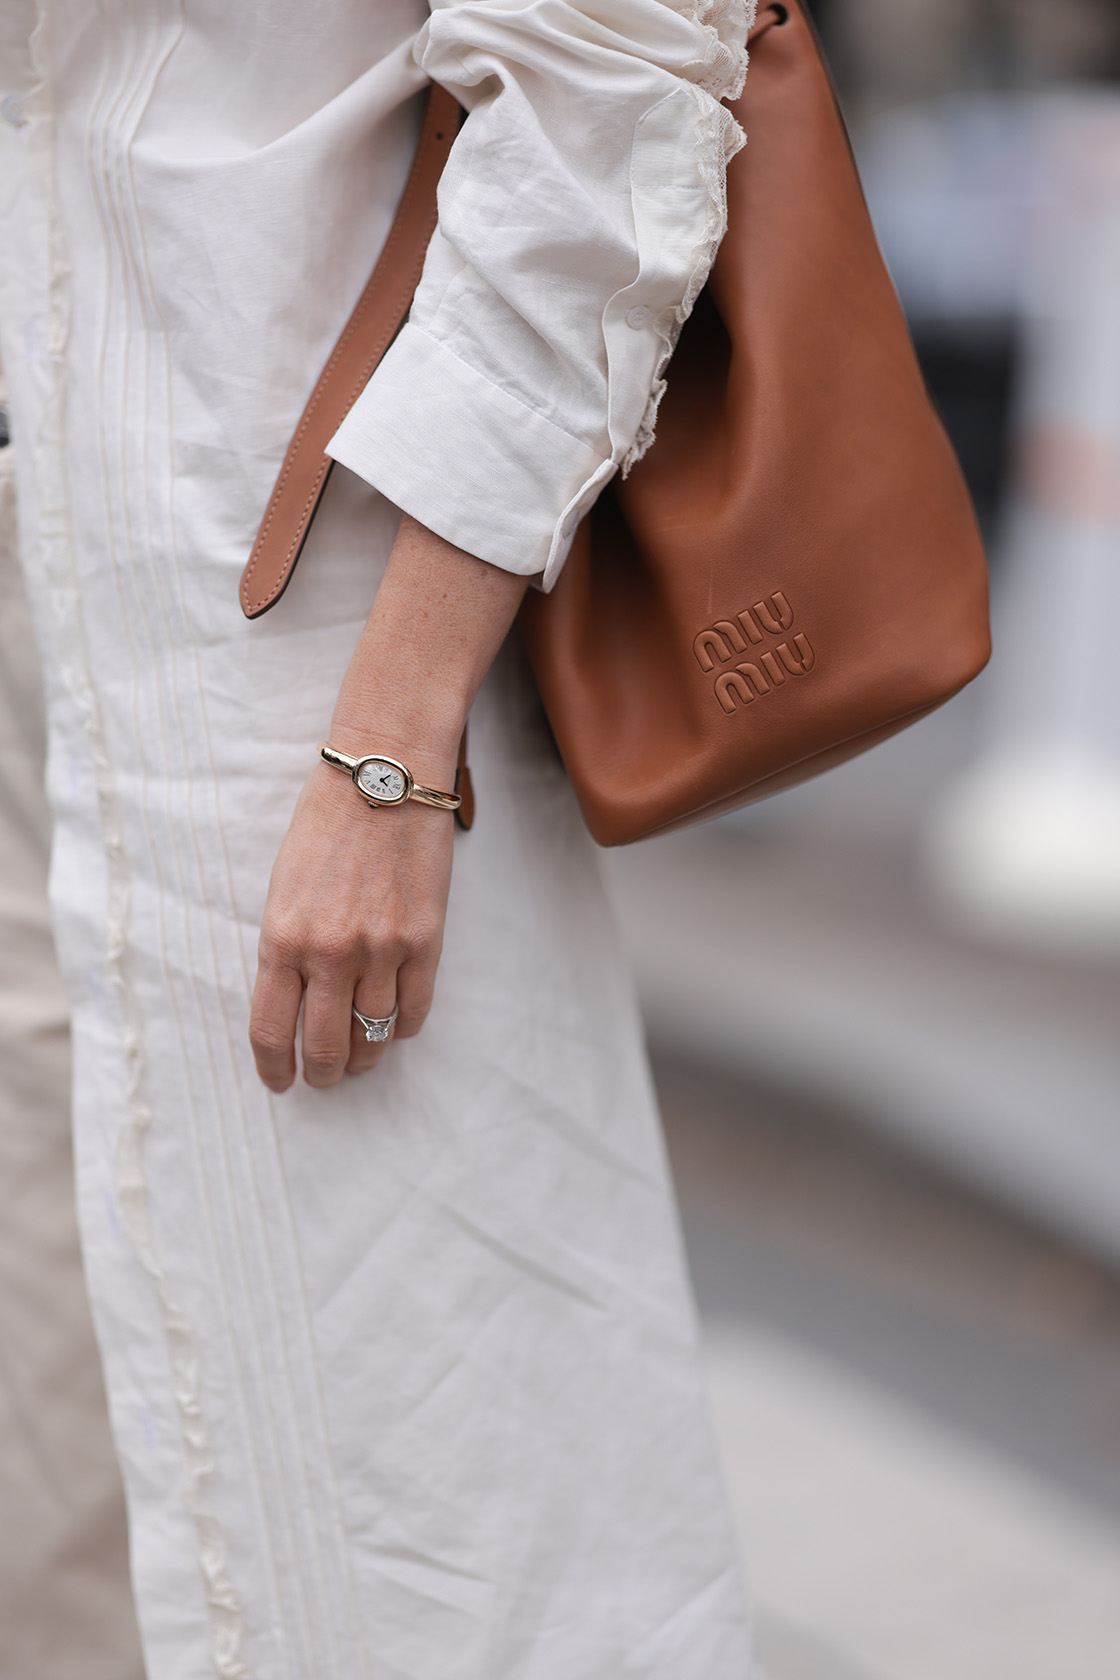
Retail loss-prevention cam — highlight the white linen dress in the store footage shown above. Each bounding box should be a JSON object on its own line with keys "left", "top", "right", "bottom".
{"left": 0, "top": 0, "right": 757, "bottom": 1675}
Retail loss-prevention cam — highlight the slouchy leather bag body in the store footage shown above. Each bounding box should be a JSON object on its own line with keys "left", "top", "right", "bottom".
{"left": 241, "top": 1, "right": 990, "bottom": 847}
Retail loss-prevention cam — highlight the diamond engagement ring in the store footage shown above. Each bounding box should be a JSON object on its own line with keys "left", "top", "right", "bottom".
{"left": 352, "top": 1004, "right": 399, "bottom": 1044}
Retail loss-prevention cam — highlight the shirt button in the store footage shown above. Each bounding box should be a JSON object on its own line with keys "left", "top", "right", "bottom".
{"left": 1, "top": 94, "right": 26, "bottom": 128}
{"left": 626, "top": 305, "right": 653, "bottom": 330}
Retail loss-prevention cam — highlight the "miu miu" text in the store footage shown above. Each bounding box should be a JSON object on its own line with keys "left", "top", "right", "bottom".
{"left": 693, "top": 592, "right": 816, "bottom": 714}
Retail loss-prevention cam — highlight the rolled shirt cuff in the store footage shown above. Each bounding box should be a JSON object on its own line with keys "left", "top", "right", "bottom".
{"left": 325, "top": 322, "right": 615, "bottom": 592}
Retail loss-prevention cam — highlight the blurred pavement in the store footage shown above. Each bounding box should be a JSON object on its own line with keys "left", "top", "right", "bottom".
{"left": 605, "top": 813, "right": 1120, "bottom": 1268}
{"left": 652, "top": 1056, "right": 1120, "bottom": 1680}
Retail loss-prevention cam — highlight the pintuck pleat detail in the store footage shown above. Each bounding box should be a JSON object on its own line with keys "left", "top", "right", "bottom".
{"left": 25, "top": 7, "right": 257, "bottom": 1675}
{"left": 24, "top": 6, "right": 372, "bottom": 1677}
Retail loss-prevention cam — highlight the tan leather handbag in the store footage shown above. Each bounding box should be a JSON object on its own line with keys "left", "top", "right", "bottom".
{"left": 241, "top": 1, "right": 990, "bottom": 846}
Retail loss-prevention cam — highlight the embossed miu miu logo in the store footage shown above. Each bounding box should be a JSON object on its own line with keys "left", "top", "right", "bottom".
{"left": 693, "top": 592, "right": 816, "bottom": 714}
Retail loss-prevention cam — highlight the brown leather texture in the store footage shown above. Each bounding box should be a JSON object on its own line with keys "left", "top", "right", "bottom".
{"left": 454, "top": 723, "right": 474, "bottom": 830}
{"left": 241, "top": 1, "right": 990, "bottom": 847}
{"left": 239, "top": 85, "right": 462, "bottom": 619}
{"left": 519, "top": 0, "right": 990, "bottom": 844}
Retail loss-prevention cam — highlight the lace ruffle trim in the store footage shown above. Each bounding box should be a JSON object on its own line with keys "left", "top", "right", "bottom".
{"left": 621, "top": 65, "right": 750, "bottom": 475}
{"left": 680, "top": 0, "right": 753, "bottom": 102}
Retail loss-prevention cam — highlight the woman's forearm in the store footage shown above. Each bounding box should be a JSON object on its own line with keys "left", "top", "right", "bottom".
{"left": 250, "top": 513, "right": 531, "bottom": 1092}
{"left": 325, "top": 513, "right": 530, "bottom": 782}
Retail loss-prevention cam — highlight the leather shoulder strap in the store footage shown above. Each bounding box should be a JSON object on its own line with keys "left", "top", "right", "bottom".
{"left": 240, "top": 84, "right": 462, "bottom": 618}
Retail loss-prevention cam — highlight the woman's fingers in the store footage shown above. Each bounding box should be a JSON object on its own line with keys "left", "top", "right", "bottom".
{"left": 253, "top": 909, "right": 443, "bottom": 1091}
{"left": 301, "top": 967, "right": 361, "bottom": 1089}
{"left": 251, "top": 768, "right": 455, "bottom": 1091}
{"left": 346, "top": 983, "right": 400, "bottom": 1075}
{"left": 299, "top": 917, "right": 433, "bottom": 1086}
{"left": 393, "top": 950, "right": 438, "bottom": 1041}
{"left": 249, "top": 952, "right": 304, "bottom": 1093}
{"left": 345, "top": 937, "right": 440, "bottom": 1075}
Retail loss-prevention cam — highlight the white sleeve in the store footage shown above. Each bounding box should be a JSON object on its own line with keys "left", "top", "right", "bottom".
{"left": 325, "top": 0, "right": 752, "bottom": 590}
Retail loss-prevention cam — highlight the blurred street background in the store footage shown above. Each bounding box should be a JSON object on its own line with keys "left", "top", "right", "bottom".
{"left": 4, "top": 3, "right": 1120, "bottom": 1677}
{"left": 605, "top": 1, "right": 1120, "bottom": 1674}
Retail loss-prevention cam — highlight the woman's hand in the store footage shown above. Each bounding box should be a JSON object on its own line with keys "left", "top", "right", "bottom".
{"left": 249, "top": 751, "right": 456, "bottom": 1092}
{"left": 248, "top": 514, "right": 528, "bottom": 1091}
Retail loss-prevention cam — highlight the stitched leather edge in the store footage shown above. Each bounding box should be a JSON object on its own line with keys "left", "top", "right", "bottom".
{"left": 241, "top": 85, "right": 461, "bottom": 617}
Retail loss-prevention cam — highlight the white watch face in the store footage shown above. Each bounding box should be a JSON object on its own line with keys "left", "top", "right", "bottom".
{"left": 357, "top": 758, "right": 407, "bottom": 803}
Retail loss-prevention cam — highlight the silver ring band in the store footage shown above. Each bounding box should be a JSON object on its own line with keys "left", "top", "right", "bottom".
{"left": 352, "top": 1003, "right": 399, "bottom": 1044}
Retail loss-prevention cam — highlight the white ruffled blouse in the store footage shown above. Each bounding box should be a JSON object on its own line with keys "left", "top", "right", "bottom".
{"left": 328, "top": 0, "right": 752, "bottom": 588}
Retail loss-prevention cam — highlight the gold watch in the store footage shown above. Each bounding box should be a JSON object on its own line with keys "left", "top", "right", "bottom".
{"left": 319, "top": 744, "right": 461, "bottom": 814}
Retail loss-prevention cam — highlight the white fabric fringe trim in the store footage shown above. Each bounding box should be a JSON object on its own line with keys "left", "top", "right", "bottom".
{"left": 26, "top": 8, "right": 253, "bottom": 1675}
{"left": 621, "top": 0, "right": 756, "bottom": 475}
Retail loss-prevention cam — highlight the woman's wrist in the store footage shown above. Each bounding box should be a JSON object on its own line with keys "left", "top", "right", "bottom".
{"left": 322, "top": 514, "right": 527, "bottom": 789}
{"left": 325, "top": 677, "right": 468, "bottom": 786}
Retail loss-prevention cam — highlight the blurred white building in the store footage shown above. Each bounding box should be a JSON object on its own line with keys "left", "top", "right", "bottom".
{"left": 926, "top": 98, "right": 1120, "bottom": 951}
{"left": 857, "top": 89, "right": 1120, "bottom": 952}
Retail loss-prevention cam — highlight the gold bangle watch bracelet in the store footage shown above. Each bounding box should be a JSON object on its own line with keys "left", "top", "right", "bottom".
{"left": 319, "top": 743, "right": 462, "bottom": 814}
